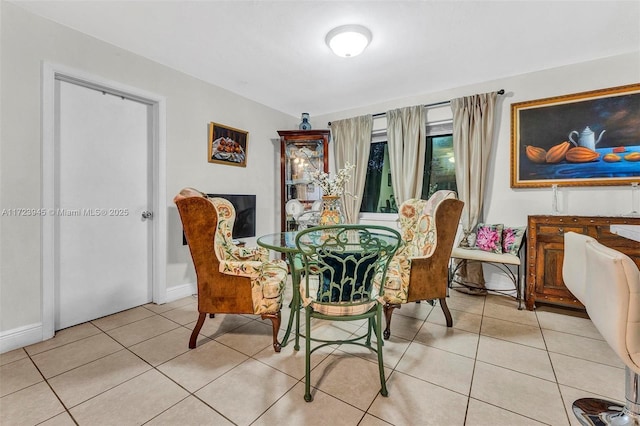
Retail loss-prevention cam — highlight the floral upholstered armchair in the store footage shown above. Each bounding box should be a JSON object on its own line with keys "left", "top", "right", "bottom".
{"left": 174, "top": 188, "right": 288, "bottom": 352}
{"left": 377, "top": 190, "right": 464, "bottom": 339}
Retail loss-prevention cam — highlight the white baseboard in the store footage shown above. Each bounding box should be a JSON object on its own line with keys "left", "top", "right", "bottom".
{"left": 165, "top": 282, "right": 196, "bottom": 303}
{"left": 0, "top": 323, "right": 43, "bottom": 354}
{"left": 0, "top": 284, "right": 196, "bottom": 354}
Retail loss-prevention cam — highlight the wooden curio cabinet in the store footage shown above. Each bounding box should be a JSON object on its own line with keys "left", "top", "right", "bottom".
{"left": 277, "top": 130, "right": 330, "bottom": 232}
{"left": 526, "top": 215, "right": 640, "bottom": 310}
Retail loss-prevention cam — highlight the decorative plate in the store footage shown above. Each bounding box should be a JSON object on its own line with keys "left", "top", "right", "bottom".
{"left": 285, "top": 199, "right": 304, "bottom": 217}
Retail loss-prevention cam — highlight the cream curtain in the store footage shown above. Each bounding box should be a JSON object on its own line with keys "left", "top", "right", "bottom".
{"left": 387, "top": 105, "right": 426, "bottom": 205}
{"left": 451, "top": 91, "right": 498, "bottom": 290}
{"left": 331, "top": 115, "right": 373, "bottom": 224}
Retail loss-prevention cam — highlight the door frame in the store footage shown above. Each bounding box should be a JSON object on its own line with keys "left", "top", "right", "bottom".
{"left": 41, "top": 62, "right": 167, "bottom": 340}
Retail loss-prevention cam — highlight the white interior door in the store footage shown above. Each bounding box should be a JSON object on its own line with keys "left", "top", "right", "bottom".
{"left": 55, "top": 79, "right": 152, "bottom": 330}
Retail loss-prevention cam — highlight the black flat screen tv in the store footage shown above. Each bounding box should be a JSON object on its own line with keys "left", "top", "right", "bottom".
{"left": 207, "top": 194, "right": 256, "bottom": 239}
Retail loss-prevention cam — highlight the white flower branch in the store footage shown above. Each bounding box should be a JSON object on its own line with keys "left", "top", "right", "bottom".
{"left": 309, "top": 162, "right": 356, "bottom": 197}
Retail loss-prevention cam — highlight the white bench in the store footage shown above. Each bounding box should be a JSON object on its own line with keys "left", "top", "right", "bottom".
{"left": 448, "top": 241, "right": 525, "bottom": 309}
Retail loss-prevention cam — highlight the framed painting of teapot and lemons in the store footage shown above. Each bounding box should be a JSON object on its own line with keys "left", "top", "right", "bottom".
{"left": 511, "top": 83, "right": 640, "bottom": 188}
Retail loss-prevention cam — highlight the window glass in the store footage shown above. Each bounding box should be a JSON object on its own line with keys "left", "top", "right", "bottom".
{"left": 360, "top": 142, "right": 396, "bottom": 213}
{"left": 422, "top": 134, "right": 456, "bottom": 199}
{"left": 360, "top": 128, "right": 456, "bottom": 213}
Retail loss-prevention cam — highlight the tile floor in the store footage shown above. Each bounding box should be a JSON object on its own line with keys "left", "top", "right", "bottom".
{"left": 0, "top": 283, "right": 625, "bottom": 426}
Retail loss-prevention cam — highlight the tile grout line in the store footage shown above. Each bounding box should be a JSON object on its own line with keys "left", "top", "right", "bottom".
{"left": 536, "top": 308, "right": 574, "bottom": 425}
{"left": 24, "top": 347, "right": 80, "bottom": 426}
{"left": 462, "top": 292, "right": 486, "bottom": 425}
{"left": 1, "top": 293, "right": 623, "bottom": 426}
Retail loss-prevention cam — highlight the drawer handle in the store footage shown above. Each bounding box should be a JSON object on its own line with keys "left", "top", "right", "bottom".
{"left": 558, "top": 227, "right": 564, "bottom": 234}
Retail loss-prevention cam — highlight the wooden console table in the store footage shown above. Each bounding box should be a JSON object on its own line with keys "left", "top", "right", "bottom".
{"left": 526, "top": 215, "right": 640, "bottom": 311}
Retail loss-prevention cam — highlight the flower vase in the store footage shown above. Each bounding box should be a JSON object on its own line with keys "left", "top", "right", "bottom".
{"left": 319, "top": 195, "right": 345, "bottom": 225}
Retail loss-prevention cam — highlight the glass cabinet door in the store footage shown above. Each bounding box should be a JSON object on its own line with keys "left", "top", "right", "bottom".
{"left": 277, "top": 130, "right": 330, "bottom": 232}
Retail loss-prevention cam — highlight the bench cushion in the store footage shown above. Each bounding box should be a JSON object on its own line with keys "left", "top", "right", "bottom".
{"left": 451, "top": 247, "right": 521, "bottom": 266}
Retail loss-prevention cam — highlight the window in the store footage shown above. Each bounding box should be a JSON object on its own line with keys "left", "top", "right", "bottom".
{"left": 360, "top": 121, "right": 456, "bottom": 213}
{"left": 423, "top": 134, "right": 456, "bottom": 198}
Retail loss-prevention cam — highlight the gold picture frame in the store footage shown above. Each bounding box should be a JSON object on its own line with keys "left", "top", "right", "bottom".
{"left": 208, "top": 122, "right": 248, "bottom": 167}
{"left": 511, "top": 83, "right": 640, "bottom": 188}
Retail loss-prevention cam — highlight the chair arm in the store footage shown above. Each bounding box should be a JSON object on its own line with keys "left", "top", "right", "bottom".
{"left": 219, "top": 260, "right": 265, "bottom": 278}
{"left": 407, "top": 255, "right": 437, "bottom": 273}
{"left": 226, "top": 245, "right": 269, "bottom": 262}
{"left": 255, "top": 260, "right": 288, "bottom": 299}
{"left": 408, "top": 254, "right": 434, "bottom": 261}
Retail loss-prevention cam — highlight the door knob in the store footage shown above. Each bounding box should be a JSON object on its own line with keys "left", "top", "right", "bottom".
{"left": 141, "top": 211, "right": 153, "bottom": 220}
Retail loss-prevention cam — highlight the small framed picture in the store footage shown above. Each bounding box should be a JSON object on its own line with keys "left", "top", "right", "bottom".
{"left": 208, "top": 122, "right": 248, "bottom": 167}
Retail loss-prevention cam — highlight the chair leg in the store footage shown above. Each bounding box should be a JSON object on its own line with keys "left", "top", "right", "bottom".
{"left": 304, "top": 308, "right": 313, "bottom": 402}
{"left": 572, "top": 367, "right": 640, "bottom": 425}
{"left": 189, "top": 312, "right": 207, "bottom": 349}
{"left": 261, "top": 312, "right": 282, "bottom": 353}
{"left": 376, "top": 308, "right": 388, "bottom": 397}
{"left": 383, "top": 303, "right": 399, "bottom": 340}
{"left": 369, "top": 317, "right": 384, "bottom": 347}
{"left": 439, "top": 297, "right": 453, "bottom": 327}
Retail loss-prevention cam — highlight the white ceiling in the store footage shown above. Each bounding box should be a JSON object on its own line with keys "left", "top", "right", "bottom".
{"left": 9, "top": 1, "right": 640, "bottom": 117}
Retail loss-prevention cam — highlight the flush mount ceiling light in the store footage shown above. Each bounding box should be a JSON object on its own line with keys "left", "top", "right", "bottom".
{"left": 325, "top": 25, "right": 372, "bottom": 58}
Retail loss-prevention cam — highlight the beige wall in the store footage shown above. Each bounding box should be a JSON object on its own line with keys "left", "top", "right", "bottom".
{"left": 0, "top": 2, "right": 295, "bottom": 342}
{"left": 316, "top": 51, "right": 640, "bottom": 290}
{"left": 2, "top": 1, "right": 638, "bottom": 350}
{"left": 316, "top": 52, "right": 640, "bottom": 225}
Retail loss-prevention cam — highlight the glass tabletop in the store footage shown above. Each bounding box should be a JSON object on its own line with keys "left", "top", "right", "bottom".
{"left": 258, "top": 228, "right": 400, "bottom": 253}
{"left": 257, "top": 232, "right": 299, "bottom": 253}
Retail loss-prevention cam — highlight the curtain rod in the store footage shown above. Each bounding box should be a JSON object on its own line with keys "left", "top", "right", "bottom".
{"left": 328, "top": 89, "right": 505, "bottom": 126}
